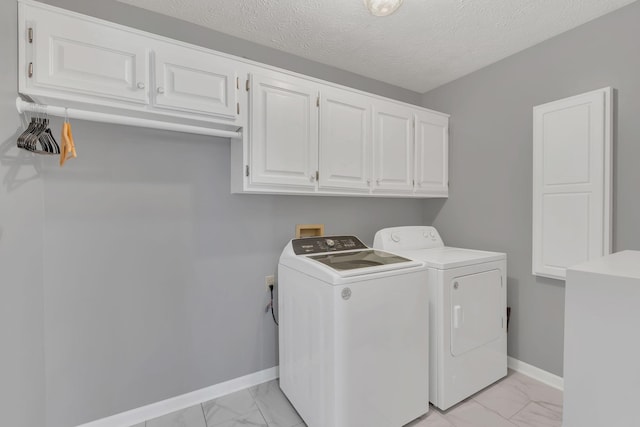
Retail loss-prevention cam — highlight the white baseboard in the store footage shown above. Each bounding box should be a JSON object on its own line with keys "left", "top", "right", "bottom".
{"left": 508, "top": 356, "right": 564, "bottom": 391}
{"left": 76, "top": 366, "right": 279, "bottom": 427}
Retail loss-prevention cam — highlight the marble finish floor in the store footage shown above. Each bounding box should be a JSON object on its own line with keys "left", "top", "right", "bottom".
{"left": 133, "top": 370, "right": 562, "bottom": 427}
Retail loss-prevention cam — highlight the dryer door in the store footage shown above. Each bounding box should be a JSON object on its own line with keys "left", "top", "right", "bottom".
{"left": 450, "top": 269, "right": 503, "bottom": 356}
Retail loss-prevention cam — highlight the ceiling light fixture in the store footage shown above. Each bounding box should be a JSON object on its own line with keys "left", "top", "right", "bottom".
{"left": 364, "top": 0, "right": 404, "bottom": 17}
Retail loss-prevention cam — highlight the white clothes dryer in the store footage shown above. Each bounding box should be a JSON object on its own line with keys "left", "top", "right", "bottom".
{"left": 278, "top": 235, "right": 429, "bottom": 427}
{"left": 374, "top": 226, "right": 507, "bottom": 410}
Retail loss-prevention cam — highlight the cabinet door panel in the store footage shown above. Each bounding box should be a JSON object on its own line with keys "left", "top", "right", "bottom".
{"left": 415, "top": 111, "right": 448, "bottom": 195}
{"left": 250, "top": 73, "right": 318, "bottom": 189}
{"left": 319, "top": 88, "right": 371, "bottom": 192}
{"left": 532, "top": 88, "right": 612, "bottom": 280}
{"left": 26, "top": 4, "right": 149, "bottom": 104}
{"left": 154, "top": 45, "right": 237, "bottom": 118}
{"left": 373, "top": 102, "right": 414, "bottom": 193}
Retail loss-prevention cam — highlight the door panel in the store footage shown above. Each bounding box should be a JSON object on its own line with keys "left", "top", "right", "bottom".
{"left": 372, "top": 102, "right": 414, "bottom": 193}
{"left": 415, "top": 111, "right": 448, "bottom": 195}
{"left": 450, "top": 269, "right": 503, "bottom": 357}
{"left": 532, "top": 88, "right": 612, "bottom": 280}
{"left": 319, "top": 88, "right": 371, "bottom": 192}
{"left": 154, "top": 45, "right": 237, "bottom": 118}
{"left": 249, "top": 72, "right": 319, "bottom": 189}
{"left": 27, "top": 5, "right": 149, "bottom": 104}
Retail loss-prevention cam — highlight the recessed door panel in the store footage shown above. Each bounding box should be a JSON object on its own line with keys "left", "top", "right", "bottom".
{"left": 373, "top": 102, "right": 414, "bottom": 193}
{"left": 27, "top": 4, "right": 149, "bottom": 104}
{"left": 249, "top": 73, "right": 318, "bottom": 189}
{"left": 450, "top": 269, "right": 503, "bottom": 357}
{"left": 154, "top": 46, "right": 237, "bottom": 118}
{"left": 415, "top": 111, "right": 448, "bottom": 195}
{"left": 532, "top": 88, "right": 612, "bottom": 280}
{"left": 319, "top": 88, "right": 371, "bottom": 192}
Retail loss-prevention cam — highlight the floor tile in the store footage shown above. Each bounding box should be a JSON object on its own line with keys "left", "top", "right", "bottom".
{"left": 503, "top": 372, "right": 563, "bottom": 408}
{"left": 405, "top": 409, "right": 454, "bottom": 427}
{"left": 445, "top": 400, "right": 517, "bottom": 427}
{"left": 212, "top": 409, "right": 268, "bottom": 427}
{"left": 249, "top": 380, "right": 304, "bottom": 427}
{"left": 473, "top": 379, "right": 530, "bottom": 418}
{"left": 202, "top": 389, "right": 258, "bottom": 426}
{"left": 510, "top": 402, "right": 562, "bottom": 427}
{"left": 147, "top": 405, "right": 206, "bottom": 427}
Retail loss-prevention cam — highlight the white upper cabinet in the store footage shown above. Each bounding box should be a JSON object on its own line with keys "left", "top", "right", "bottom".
{"left": 532, "top": 87, "right": 612, "bottom": 280}
{"left": 19, "top": 1, "right": 450, "bottom": 199}
{"left": 153, "top": 43, "right": 238, "bottom": 119}
{"left": 372, "top": 101, "right": 415, "bottom": 194}
{"left": 19, "top": 1, "right": 242, "bottom": 125}
{"left": 22, "top": 3, "right": 149, "bottom": 105}
{"left": 415, "top": 110, "right": 449, "bottom": 196}
{"left": 248, "top": 72, "right": 319, "bottom": 190}
{"left": 319, "top": 88, "right": 371, "bottom": 192}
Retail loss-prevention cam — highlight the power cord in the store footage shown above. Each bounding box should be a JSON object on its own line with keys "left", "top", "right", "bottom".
{"left": 269, "top": 284, "right": 279, "bottom": 326}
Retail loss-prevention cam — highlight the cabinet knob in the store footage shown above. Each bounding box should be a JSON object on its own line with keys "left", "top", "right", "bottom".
{"left": 376, "top": 179, "right": 380, "bottom": 186}
{"left": 137, "top": 82, "right": 146, "bottom": 90}
{"left": 157, "top": 87, "right": 165, "bottom": 94}
{"left": 367, "top": 179, "right": 371, "bottom": 186}
{"left": 309, "top": 174, "right": 315, "bottom": 182}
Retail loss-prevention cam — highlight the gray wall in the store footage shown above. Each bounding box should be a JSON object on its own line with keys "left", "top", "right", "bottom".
{"left": 0, "top": 1, "right": 46, "bottom": 427}
{"left": 421, "top": 1, "right": 640, "bottom": 376}
{"left": 2, "top": 1, "right": 424, "bottom": 426}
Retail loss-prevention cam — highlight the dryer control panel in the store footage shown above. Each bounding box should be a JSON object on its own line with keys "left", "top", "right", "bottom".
{"left": 292, "top": 235, "right": 367, "bottom": 255}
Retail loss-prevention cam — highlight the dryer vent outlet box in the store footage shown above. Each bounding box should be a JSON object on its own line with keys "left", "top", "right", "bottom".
{"left": 296, "top": 224, "right": 324, "bottom": 238}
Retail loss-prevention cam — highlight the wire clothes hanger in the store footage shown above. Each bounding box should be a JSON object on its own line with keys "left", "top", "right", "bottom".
{"left": 16, "top": 104, "right": 60, "bottom": 155}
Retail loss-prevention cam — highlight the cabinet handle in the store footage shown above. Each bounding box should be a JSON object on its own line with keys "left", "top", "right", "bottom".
{"left": 367, "top": 179, "right": 371, "bottom": 186}
{"left": 309, "top": 174, "right": 315, "bottom": 182}
{"left": 376, "top": 179, "right": 380, "bottom": 186}
{"left": 157, "top": 87, "right": 165, "bottom": 94}
{"left": 137, "top": 82, "right": 146, "bottom": 90}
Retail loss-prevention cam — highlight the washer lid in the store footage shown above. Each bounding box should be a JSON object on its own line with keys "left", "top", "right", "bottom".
{"left": 309, "top": 249, "right": 413, "bottom": 274}
{"left": 398, "top": 247, "right": 505, "bottom": 269}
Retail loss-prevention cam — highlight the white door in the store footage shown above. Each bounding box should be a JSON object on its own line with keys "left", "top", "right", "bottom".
{"left": 532, "top": 88, "right": 612, "bottom": 280}
{"left": 153, "top": 44, "right": 237, "bottom": 119}
{"left": 372, "top": 101, "right": 414, "bottom": 194}
{"left": 319, "top": 88, "right": 371, "bottom": 192}
{"left": 25, "top": 4, "right": 149, "bottom": 104}
{"left": 415, "top": 111, "right": 449, "bottom": 196}
{"left": 249, "top": 72, "right": 319, "bottom": 190}
{"left": 450, "top": 269, "right": 503, "bottom": 357}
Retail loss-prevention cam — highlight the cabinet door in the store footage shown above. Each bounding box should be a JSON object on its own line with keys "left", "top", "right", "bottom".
{"left": 415, "top": 111, "right": 449, "bottom": 196}
{"left": 372, "top": 102, "right": 414, "bottom": 194}
{"left": 249, "top": 72, "right": 319, "bottom": 190}
{"left": 319, "top": 88, "right": 371, "bottom": 192}
{"left": 24, "top": 4, "right": 149, "bottom": 104}
{"left": 532, "top": 88, "right": 612, "bottom": 280}
{"left": 153, "top": 44, "right": 237, "bottom": 119}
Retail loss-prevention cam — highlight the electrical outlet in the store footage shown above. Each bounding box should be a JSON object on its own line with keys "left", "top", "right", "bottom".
{"left": 265, "top": 275, "right": 275, "bottom": 289}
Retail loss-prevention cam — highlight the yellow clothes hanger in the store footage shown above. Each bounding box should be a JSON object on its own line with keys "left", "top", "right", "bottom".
{"left": 60, "top": 110, "right": 77, "bottom": 166}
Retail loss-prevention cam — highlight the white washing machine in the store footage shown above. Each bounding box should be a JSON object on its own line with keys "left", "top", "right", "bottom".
{"left": 374, "top": 226, "right": 507, "bottom": 410}
{"left": 278, "top": 235, "right": 429, "bottom": 427}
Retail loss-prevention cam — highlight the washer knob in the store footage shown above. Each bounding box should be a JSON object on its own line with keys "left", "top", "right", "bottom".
{"left": 391, "top": 233, "right": 400, "bottom": 242}
{"left": 325, "top": 239, "right": 335, "bottom": 247}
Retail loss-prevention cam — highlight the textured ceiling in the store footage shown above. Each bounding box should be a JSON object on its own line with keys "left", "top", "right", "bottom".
{"left": 115, "top": 0, "right": 637, "bottom": 93}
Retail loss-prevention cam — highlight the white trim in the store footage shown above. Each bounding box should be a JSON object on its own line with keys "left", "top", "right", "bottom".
{"left": 508, "top": 356, "right": 564, "bottom": 391}
{"left": 76, "top": 366, "right": 279, "bottom": 427}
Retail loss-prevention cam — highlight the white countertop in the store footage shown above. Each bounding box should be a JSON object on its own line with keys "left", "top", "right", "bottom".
{"left": 567, "top": 250, "right": 640, "bottom": 280}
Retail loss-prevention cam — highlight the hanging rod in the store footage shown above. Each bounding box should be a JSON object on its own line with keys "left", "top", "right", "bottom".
{"left": 15, "top": 97, "right": 242, "bottom": 139}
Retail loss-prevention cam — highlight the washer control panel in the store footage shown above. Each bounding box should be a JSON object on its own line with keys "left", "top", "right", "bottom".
{"left": 292, "top": 235, "right": 368, "bottom": 255}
